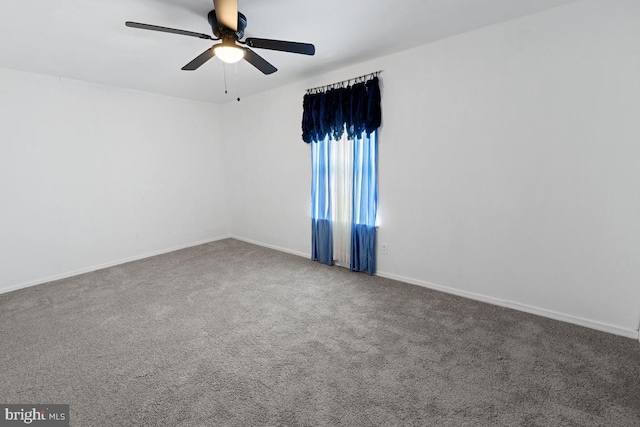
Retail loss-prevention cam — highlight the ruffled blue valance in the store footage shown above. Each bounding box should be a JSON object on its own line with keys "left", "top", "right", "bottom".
{"left": 302, "top": 76, "right": 381, "bottom": 143}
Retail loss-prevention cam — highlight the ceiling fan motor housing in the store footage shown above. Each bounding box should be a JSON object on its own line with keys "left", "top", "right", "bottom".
{"left": 208, "top": 10, "right": 247, "bottom": 39}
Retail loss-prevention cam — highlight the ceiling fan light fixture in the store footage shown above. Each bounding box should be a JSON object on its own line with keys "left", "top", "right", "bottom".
{"left": 214, "top": 45, "right": 245, "bottom": 64}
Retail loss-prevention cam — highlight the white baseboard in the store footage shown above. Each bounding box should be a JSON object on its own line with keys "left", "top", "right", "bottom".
{"left": 0, "top": 234, "right": 232, "bottom": 295}
{"left": 376, "top": 271, "right": 639, "bottom": 340}
{"left": 230, "top": 235, "right": 311, "bottom": 259}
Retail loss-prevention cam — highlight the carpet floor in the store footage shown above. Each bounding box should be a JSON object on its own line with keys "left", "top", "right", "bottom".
{"left": 1, "top": 239, "right": 639, "bottom": 426}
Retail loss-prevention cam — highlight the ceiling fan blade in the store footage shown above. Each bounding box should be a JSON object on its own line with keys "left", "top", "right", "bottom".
{"left": 213, "top": 0, "right": 238, "bottom": 31}
{"left": 126, "top": 21, "right": 213, "bottom": 40}
{"left": 245, "top": 38, "right": 315, "bottom": 55}
{"left": 182, "top": 48, "right": 216, "bottom": 71}
{"left": 244, "top": 48, "right": 277, "bottom": 75}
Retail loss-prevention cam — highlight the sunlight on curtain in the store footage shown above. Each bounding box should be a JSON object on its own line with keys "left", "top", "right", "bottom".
{"left": 330, "top": 133, "right": 353, "bottom": 266}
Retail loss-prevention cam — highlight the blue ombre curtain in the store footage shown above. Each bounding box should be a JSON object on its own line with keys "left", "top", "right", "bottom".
{"left": 351, "top": 131, "right": 377, "bottom": 274}
{"left": 311, "top": 136, "right": 332, "bottom": 265}
{"left": 304, "top": 75, "right": 381, "bottom": 273}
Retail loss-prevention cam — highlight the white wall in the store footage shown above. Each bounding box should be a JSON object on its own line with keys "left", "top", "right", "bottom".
{"left": 223, "top": 0, "right": 640, "bottom": 337}
{"left": 0, "top": 68, "right": 230, "bottom": 292}
{"left": 223, "top": 86, "right": 312, "bottom": 256}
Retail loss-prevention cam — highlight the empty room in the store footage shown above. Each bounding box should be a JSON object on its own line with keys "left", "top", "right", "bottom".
{"left": 1, "top": 0, "right": 639, "bottom": 425}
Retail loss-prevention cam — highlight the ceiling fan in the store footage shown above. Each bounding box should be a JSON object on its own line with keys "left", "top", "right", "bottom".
{"left": 125, "top": 0, "right": 315, "bottom": 75}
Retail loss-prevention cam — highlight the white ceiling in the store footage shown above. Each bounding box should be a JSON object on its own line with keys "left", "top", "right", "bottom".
{"left": 0, "top": 0, "right": 577, "bottom": 104}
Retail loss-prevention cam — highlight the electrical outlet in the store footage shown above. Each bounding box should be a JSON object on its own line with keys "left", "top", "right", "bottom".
{"left": 381, "top": 243, "right": 388, "bottom": 254}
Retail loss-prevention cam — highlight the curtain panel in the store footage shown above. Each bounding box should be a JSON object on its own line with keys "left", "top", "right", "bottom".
{"left": 350, "top": 131, "right": 377, "bottom": 274}
{"left": 311, "top": 137, "right": 332, "bottom": 265}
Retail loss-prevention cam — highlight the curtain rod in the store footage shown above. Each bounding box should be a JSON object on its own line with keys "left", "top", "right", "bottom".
{"left": 306, "top": 70, "right": 382, "bottom": 94}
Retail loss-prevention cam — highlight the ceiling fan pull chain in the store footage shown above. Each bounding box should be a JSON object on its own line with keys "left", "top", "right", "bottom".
{"left": 235, "top": 63, "right": 241, "bottom": 102}
{"left": 223, "top": 63, "right": 228, "bottom": 94}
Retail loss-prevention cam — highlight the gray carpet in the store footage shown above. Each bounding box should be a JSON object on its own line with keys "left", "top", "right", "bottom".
{"left": 1, "top": 239, "right": 639, "bottom": 426}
